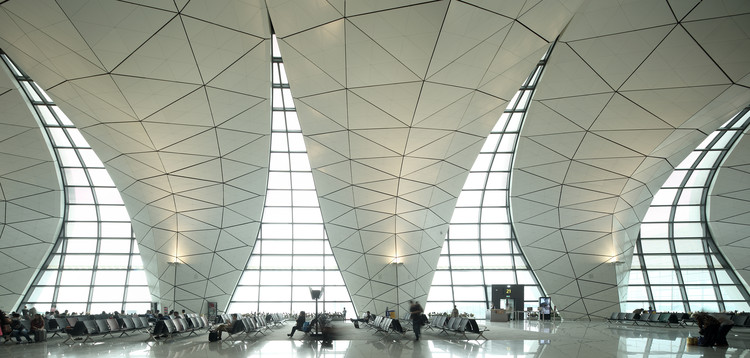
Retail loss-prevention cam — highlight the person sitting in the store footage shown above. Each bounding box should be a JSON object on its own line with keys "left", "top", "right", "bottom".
{"left": 288, "top": 311, "right": 306, "bottom": 338}
{"left": 693, "top": 312, "right": 721, "bottom": 347}
{"left": 10, "top": 313, "right": 33, "bottom": 344}
{"left": 713, "top": 313, "right": 734, "bottom": 347}
{"left": 1, "top": 310, "right": 12, "bottom": 343}
{"left": 30, "top": 314, "right": 45, "bottom": 342}
{"left": 214, "top": 313, "right": 238, "bottom": 338}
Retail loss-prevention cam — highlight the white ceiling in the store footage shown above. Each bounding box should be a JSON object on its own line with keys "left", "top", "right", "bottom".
{"left": 0, "top": 65, "right": 63, "bottom": 311}
{"left": 511, "top": 0, "right": 750, "bottom": 319}
{"left": 0, "top": 0, "right": 749, "bottom": 319}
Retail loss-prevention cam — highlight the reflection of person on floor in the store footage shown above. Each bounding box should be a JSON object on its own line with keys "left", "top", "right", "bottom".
{"left": 288, "top": 311, "right": 306, "bottom": 338}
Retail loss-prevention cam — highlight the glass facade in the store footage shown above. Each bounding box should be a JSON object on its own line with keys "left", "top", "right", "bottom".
{"left": 226, "top": 35, "right": 354, "bottom": 315}
{"left": 425, "top": 46, "right": 552, "bottom": 318}
{"left": 625, "top": 106, "right": 750, "bottom": 312}
{"left": 1, "top": 51, "right": 152, "bottom": 314}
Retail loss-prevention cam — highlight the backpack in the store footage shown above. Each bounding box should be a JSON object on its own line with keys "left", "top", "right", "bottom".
{"left": 208, "top": 330, "right": 221, "bottom": 342}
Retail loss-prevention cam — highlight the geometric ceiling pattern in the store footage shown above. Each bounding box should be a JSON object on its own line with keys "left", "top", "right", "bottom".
{"left": 710, "top": 118, "right": 750, "bottom": 293}
{"left": 270, "top": 0, "right": 581, "bottom": 316}
{"left": 0, "top": 0, "right": 272, "bottom": 314}
{"left": 1, "top": 52, "right": 154, "bottom": 315}
{"left": 512, "top": 0, "right": 750, "bottom": 319}
{"left": 2, "top": 0, "right": 750, "bottom": 321}
{"left": 0, "top": 54, "right": 62, "bottom": 311}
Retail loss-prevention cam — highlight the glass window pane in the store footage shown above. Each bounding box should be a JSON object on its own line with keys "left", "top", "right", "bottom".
{"left": 99, "top": 206, "right": 131, "bottom": 221}
{"left": 68, "top": 205, "right": 97, "bottom": 221}
{"left": 681, "top": 270, "right": 710, "bottom": 284}
{"left": 449, "top": 224, "right": 478, "bottom": 239}
{"left": 643, "top": 255, "right": 674, "bottom": 269}
{"left": 291, "top": 172, "right": 314, "bottom": 189}
{"left": 293, "top": 270, "right": 324, "bottom": 286}
{"left": 48, "top": 127, "right": 72, "bottom": 147}
{"left": 68, "top": 187, "right": 95, "bottom": 204}
{"left": 57, "top": 287, "right": 90, "bottom": 302}
{"left": 289, "top": 153, "right": 311, "bottom": 171}
{"left": 28, "top": 286, "right": 55, "bottom": 302}
{"left": 456, "top": 191, "right": 482, "bottom": 207}
{"left": 87, "top": 169, "right": 115, "bottom": 186}
{"left": 677, "top": 188, "right": 703, "bottom": 205}
{"left": 627, "top": 286, "right": 648, "bottom": 300}
{"left": 640, "top": 240, "right": 670, "bottom": 253}
{"left": 52, "top": 106, "right": 74, "bottom": 125}
{"left": 674, "top": 239, "right": 703, "bottom": 253}
{"left": 94, "top": 188, "right": 124, "bottom": 204}
{"left": 66, "top": 128, "right": 90, "bottom": 147}
{"left": 128, "top": 271, "right": 148, "bottom": 285}
{"left": 685, "top": 286, "right": 716, "bottom": 301}
{"left": 673, "top": 222, "right": 703, "bottom": 237}
{"left": 643, "top": 207, "right": 671, "bottom": 222}
{"left": 91, "top": 286, "right": 125, "bottom": 302}
{"left": 427, "top": 286, "right": 453, "bottom": 302}
{"left": 648, "top": 270, "right": 678, "bottom": 284}
{"left": 101, "top": 222, "right": 131, "bottom": 237}
{"left": 63, "top": 255, "right": 95, "bottom": 269}
{"left": 78, "top": 149, "right": 104, "bottom": 167}
{"left": 450, "top": 240, "right": 480, "bottom": 255}
{"left": 294, "top": 224, "right": 324, "bottom": 239}
{"left": 451, "top": 271, "right": 484, "bottom": 285}
{"left": 678, "top": 255, "right": 707, "bottom": 268}
{"left": 471, "top": 154, "right": 493, "bottom": 171}
{"left": 453, "top": 286, "right": 485, "bottom": 301}
{"left": 651, "top": 189, "right": 677, "bottom": 206}
{"left": 685, "top": 170, "right": 709, "bottom": 187}
{"left": 126, "top": 286, "right": 151, "bottom": 301}
{"left": 483, "top": 270, "right": 515, "bottom": 284}
{"left": 100, "top": 239, "right": 132, "bottom": 253}
{"left": 662, "top": 170, "right": 687, "bottom": 187}
{"left": 449, "top": 256, "right": 481, "bottom": 269}
{"left": 98, "top": 255, "right": 130, "bottom": 269}
{"left": 640, "top": 224, "right": 669, "bottom": 238}
{"left": 60, "top": 270, "right": 92, "bottom": 285}
{"left": 516, "top": 271, "right": 535, "bottom": 284}
{"left": 67, "top": 239, "right": 97, "bottom": 253}
{"left": 651, "top": 285, "right": 681, "bottom": 300}
{"left": 463, "top": 173, "right": 486, "bottom": 189}
{"left": 260, "top": 271, "right": 291, "bottom": 285}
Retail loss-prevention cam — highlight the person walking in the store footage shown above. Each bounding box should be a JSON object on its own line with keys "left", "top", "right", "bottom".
{"left": 410, "top": 300, "right": 423, "bottom": 341}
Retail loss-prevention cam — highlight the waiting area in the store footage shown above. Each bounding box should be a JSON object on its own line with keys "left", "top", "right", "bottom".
{"left": 3, "top": 314, "right": 750, "bottom": 358}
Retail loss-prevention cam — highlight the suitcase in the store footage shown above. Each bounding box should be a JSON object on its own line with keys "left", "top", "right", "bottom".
{"left": 208, "top": 330, "right": 221, "bottom": 342}
{"left": 34, "top": 329, "right": 47, "bottom": 342}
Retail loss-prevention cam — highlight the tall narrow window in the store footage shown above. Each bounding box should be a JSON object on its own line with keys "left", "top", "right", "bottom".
{"left": 1, "top": 51, "right": 151, "bottom": 314}
{"left": 226, "top": 35, "right": 354, "bottom": 315}
{"left": 626, "top": 106, "right": 750, "bottom": 312}
{"left": 426, "top": 46, "right": 553, "bottom": 317}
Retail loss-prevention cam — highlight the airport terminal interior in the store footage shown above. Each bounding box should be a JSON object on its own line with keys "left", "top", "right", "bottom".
{"left": 2, "top": 0, "right": 750, "bottom": 356}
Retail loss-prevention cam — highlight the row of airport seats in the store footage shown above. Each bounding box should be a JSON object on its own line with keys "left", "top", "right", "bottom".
{"left": 424, "top": 315, "right": 489, "bottom": 340}
{"left": 146, "top": 314, "right": 211, "bottom": 341}
{"left": 219, "top": 315, "right": 274, "bottom": 340}
{"left": 607, "top": 312, "right": 686, "bottom": 327}
{"left": 365, "top": 315, "right": 409, "bottom": 338}
{"left": 362, "top": 314, "right": 488, "bottom": 340}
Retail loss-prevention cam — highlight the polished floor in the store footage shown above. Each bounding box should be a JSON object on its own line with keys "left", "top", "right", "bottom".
{"left": 1, "top": 319, "right": 748, "bottom": 357}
